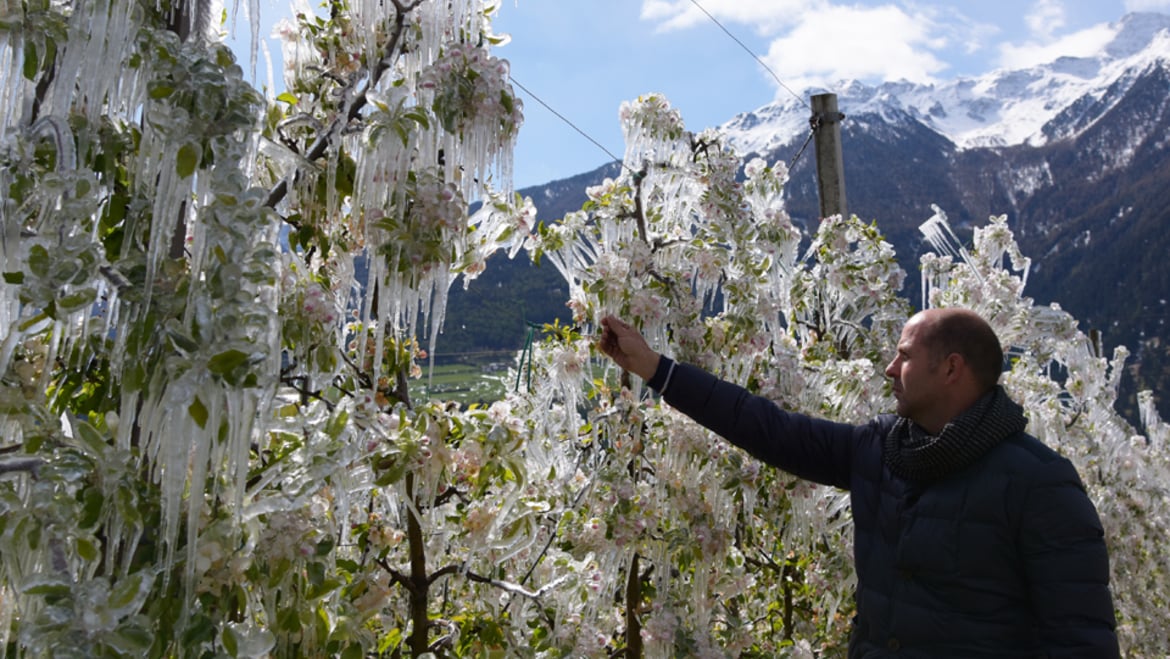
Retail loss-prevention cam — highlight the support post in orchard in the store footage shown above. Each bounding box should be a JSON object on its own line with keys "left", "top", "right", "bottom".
{"left": 811, "top": 93, "right": 848, "bottom": 219}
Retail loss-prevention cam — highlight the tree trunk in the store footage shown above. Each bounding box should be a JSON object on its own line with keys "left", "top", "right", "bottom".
{"left": 406, "top": 473, "right": 429, "bottom": 656}
{"left": 625, "top": 553, "right": 643, "bottom": 658}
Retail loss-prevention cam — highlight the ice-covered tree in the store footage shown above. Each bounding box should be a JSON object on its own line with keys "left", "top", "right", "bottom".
{"left": 1, "top": 0, "right": 536, "bottom": 655}
{"left": 2, "top": 1, "right": 1167, "bottom": 657}
{"left": 513, "top": 95, "right": 1169, "bottom": 657}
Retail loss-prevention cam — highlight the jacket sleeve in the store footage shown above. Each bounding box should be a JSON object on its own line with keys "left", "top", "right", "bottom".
{"left": 1018, "top": 458, "right": 1120, "bottom": 658}
{"left": 653, "top": 359, "right": 862, "bottom": 489}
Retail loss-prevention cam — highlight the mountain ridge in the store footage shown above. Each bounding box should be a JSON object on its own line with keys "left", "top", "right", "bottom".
{"left": 722, "top": 12, "right": 1170, "bottom": 155}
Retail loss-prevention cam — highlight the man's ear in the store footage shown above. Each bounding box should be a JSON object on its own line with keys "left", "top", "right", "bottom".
{"left": 943, "top": 353, "right": 965, "bottom": 382}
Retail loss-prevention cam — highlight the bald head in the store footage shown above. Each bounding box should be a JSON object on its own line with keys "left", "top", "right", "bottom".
{"left": 916, "top": 308, "right": 1004, "bottom": 393}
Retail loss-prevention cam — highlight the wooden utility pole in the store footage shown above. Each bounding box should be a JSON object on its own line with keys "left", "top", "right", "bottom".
{"left": 811, "top": 93, "right": 847, "bottom": 219}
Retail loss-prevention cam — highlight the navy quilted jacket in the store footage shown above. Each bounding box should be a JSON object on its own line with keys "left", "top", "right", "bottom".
{"left": 651, "top": 360, "right": 1119, "bottom": 658}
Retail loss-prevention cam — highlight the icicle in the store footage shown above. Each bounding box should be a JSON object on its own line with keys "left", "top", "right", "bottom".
{"left": 0, "top": 32, "right": 26, "bottom": 140}
{"left": 248, "top": 0, "right": 260, "bottom": 76}
{"left": 918, "top": 206, "right": 958, "bottom": 258}
{"left": 1138, "top": 390, "right": 1166, "bottom": 450}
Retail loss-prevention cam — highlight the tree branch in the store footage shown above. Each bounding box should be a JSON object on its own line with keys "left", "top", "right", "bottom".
{"left": 0, "top": 457, "right": 44, "bottom": 476}
{"left": 265, "top": 0, "right": 426, "bottom": 210}
{"left": 281, "top": 374, "right": 335, "bottom": 411}
{"left": 429, "top": 562, "right": 572, "bottom": 604}
{"left": 375, "top": 557, "right": 416, "bottom": 595}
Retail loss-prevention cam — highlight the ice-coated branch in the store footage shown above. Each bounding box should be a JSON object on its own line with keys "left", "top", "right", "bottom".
{"left": 281, "top": 373, "right": 334, "bottom": 411}
{"left": 430, "top": 563, "right": 568, "bottom": 600}
{"left": 0, "top": 457, "right": 45, "bottom": 477}
{"left": 264, "top": 0, "right": 427, "bottom": 210}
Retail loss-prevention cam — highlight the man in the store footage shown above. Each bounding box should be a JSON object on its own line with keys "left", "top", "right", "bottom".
{"left": 598, "top": 308, "right": 1119, "bottom": 658}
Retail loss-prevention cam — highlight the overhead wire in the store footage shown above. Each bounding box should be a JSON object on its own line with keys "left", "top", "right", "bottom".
{"left": 685, "top": 0, "right": 811, "bottom": 111}
{"left": 685, "top": 0, "right": 827, "bottom": 170}
{"left": 507, "top": 76, "right": 637, "bottom": 177}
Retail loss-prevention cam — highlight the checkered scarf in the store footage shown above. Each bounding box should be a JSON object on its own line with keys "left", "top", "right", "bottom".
{"left": 884, "top": 386, "right": 1028, "bottom": 482}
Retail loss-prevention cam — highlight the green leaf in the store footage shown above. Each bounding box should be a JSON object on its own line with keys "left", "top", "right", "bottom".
{"left": 79, "top": 489, "right": 104, "bottom": 529}
{"left": 57, "top": 288, "right": 97, "bottom": 313}
{"left": 374, "top": 457, "right": 406, "bottom": 487}
{"left": 114, "top": 486, "right": 143, "bottom": 527}
{"left": 23, "top": 582, "right": 71, "bottom": 598}
{"left": 276, "top": 91, "right": 299, "bottom": 105}
{"left": 76, "top": 536, "right": 99, "bottom": 561}
{"left": 324, "top": 410, "right": 349, "bottom": 439}
{"left": 107, "top": 572, "right": 146, "bottom": 612}
{"left": 307, "top": 578, "right": 342, "bottom": 600}
{"left": 208, "top": 349, "right": 249, "bottom": 377}
{"left": 278, "top": 606, "right": 302, "bottom": 633}
{"left": 3, "top": 271, "right": 24, "bottom": 284}
{"left": 165, "top": 324, "right": 200, "bottom": 353}
{"left": 222, "top": 624, "right": 239, "bottom": 658}
{"left": 306, "top": 561, "right": 325, "bottom": 587}
{"left": 148, "top": 83, "right": 174, "bottom": 99}
{"left": 405, "top": 108, "right": 430, "bottom": 130}
{"left": 378, "top": 628, "right": 402, "bottom": 654}
{"left": 76, "top": 421, "right": 108, "bottom": 456}
{"left": 108, "top": 625, "right": 154, "bottom": 653}
{"left": 182, "top": 615, "right": 216, "bottom": 647}
{"left": 23, "top": 41, "right": 37, "bottom": 81}
{"left": 28, "top": 244, "right": 49, "bottom": 278}
{"left": 176, "top": 143, "right": 200, "bottom": 178}
{"left": 189, "top": 396, "right": 209, "bottom": 429}
{"left": 123, "top": 363, "right": 146, "bottom": 393}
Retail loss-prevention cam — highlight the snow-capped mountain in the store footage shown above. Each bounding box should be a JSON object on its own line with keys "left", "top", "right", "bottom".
{"left": 722, "top": 12, "right": 1170, "bottom": 155}
{"left": 705, "top": 13, "right": 1170, "bottom": 344}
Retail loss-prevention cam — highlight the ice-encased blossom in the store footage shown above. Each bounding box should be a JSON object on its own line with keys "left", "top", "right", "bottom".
{"left": 420, "top": 43, "right": 523, "bottom": 145}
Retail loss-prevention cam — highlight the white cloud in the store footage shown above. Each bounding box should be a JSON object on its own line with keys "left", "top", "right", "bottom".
{"left": 996, "top": 23, "right": 1115, "bottom": 70}
{"left": 1025, "top": 0, "right": 1067, "bottom": 40}
{"left": 639, "top": 1, "right": 955, "bottom": 91}
{"left": 760, "top": 5, "right": 948, "bottom": 89}
{"left": 639, "top": 0, "right": 815, "bottom": 34}
{"left": 1124, "top": 0, "right": 1170, "bottom": 11}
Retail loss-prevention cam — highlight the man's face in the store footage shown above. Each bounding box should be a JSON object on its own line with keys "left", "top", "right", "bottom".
{"left": 884, "top": 316, "right": 946, "bottom": 424}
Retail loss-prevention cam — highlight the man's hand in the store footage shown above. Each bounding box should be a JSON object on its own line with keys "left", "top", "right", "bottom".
{"left": 598, "top": 316, "right": 661, "bottom": 381}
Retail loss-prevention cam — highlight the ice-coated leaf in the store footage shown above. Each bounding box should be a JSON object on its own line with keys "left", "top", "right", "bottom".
{"left": 108, "top": 572, "right": 153, "bottom": 617}
{"left": 106, "top": 623, "right": 154, "bottom": 654}
{"left": 189, "top": 396, "right": 209, "bottom": 429}
{"left": 75, "top": 421, "right": 108, "bottom": 456}
{"left": 28, "top": 244, "right": 49, "bottom": 277}
{"left": 57, "top": 287, "right": 97, "bottom": 313}
{"left": 75, "top": 536, "right": 99, "bottom": 562}
{"left": 23, "top": 41, "right": 38, "bottom": 80}
{"left": 176, "top": 143, "right": 200, "bottom": 178}
{"left": 20, "top": 576, "right": 71, "bottom": 599}
{"left": 222, "top": 624, "right": 239, "bottom": 658}
{"left": 208, "top": 349, "right": 249, "bottom": 376}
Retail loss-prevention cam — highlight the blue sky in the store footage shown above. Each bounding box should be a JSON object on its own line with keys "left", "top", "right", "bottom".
{"left": 491, "top": 0, "right": 1170, "bottom": 188}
